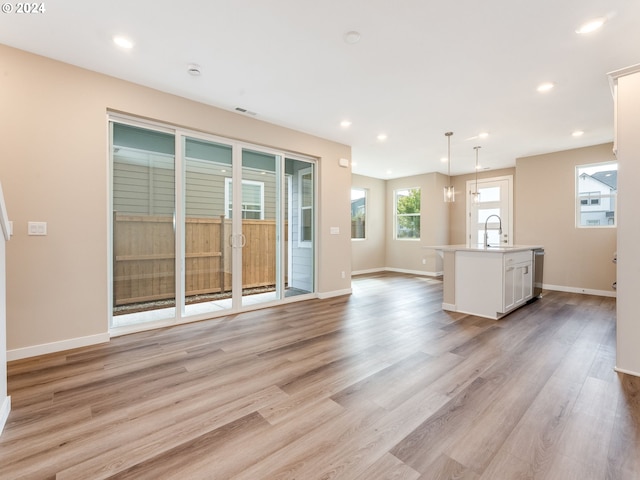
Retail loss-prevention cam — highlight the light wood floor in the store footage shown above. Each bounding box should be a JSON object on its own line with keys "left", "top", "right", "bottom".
{"left": 2, "top": 272, "right": 639, "bottom": 479}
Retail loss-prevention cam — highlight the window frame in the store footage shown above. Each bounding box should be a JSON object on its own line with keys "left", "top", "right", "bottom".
{"left": 575, "top": 162, "right": 617, "bottom": 228}
{"left": 351, "top": 188, "right": 367, "bottom": 240}
{"left": 394, "top": 187, "right": 421, "bottom": 240}
{"left": 224, "top": 178, "right": 265, "bottom": 219}
{"left": 298, "top": 167, "right": 313, "bottom": 246}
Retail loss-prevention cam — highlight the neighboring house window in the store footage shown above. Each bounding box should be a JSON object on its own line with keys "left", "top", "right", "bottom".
{"left": 299, "top": 168, "right": 313, "bottom": 244}
{"left": 580, "top": 192, "right": 601, "bottom": 206}
{"left": 395, "top": 187, "right": 420, "bottom": 239}
{"left": 225, "top": 178, "right": 264, "bottom": 219}
{"left": 351, "top": 188, "right": 366, "bottom": 239}
{"left": 576, "top": 162, "right": 617, "bottom": 227}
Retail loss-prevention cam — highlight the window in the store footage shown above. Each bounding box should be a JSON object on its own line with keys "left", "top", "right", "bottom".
{"left": 299, "top": 168, "right": 313, "bottom": 243}
{"left": 225, "top": 178, "right": 264, "bottom": 219}
{"left": 395, "top": 187, "right": 420, "bottom": 239}
{"left": 351, "top": 188, "right": 366, "bottom": 239}
{"left": 576, "top": 162, "right": 617, "bottom": 227}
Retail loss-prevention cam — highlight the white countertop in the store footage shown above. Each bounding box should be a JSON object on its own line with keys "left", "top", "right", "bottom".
{"left": 425, "top": 244, "right": 543, "bottom": 253}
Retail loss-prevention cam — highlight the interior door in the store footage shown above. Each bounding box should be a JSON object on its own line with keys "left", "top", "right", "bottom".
{"left": 466, "top": 176, "right": 513, "bottom": 247}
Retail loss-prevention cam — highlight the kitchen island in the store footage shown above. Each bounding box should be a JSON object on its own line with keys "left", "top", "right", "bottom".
{"left": 431, "top": 245, "right": 544, "bottom": 320}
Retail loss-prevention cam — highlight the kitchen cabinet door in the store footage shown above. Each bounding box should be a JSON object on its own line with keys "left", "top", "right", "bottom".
{"left": 503, "top": 265, "right": 516, "bottom": 312}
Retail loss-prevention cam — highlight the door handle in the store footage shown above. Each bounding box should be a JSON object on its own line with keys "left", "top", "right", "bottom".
{"left": 229, "top": 234, "right": 246, "bottom": 248}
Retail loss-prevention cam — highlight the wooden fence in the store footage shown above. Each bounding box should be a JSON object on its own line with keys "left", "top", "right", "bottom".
{"left": 113, "top": 213, "right": 282, "bottom": 306}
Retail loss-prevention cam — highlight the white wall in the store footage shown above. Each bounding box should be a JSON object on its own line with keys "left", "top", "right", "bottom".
{"left": 612, "top": 65, "right": 640, "bottom": 377}
{"left": 385, "top": 173, "right": 449, "bottom": 275}
{"left": 515, "top": 144, "right": 617, "bottom": 296}
{"left": 351, "top": 174, "right": 386, "bottom": 273}
{"left": 0, "top": 182, "right": 10, "bottom": 435}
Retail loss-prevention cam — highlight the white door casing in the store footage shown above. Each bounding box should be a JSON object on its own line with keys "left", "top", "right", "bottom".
{"left": 466, "top": 175, "right": 514, "bottom": 247}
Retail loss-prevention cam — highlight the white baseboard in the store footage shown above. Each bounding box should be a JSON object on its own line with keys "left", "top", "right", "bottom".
{"left": 383, "top": 267, "right": 443, "bottom": 277}
{"left": 317, "top": 288, "right": 352, "bottom": 299}
{"left": 7, "top": 332, "right": 110, "bottom": 361}
{"left": 543, "top": 284, "right": 617, "bottom": 298}
{"left": 0, "top": 395, "right": 11, "bottom": 436}
{"left": 442, "top": 303, "right": 456, "bottom": 311}
{"left": 614, "top": 366, "right": 640, "bottom": 378}
{"left": 352, "top": 267, "right": 443, "bottom": 277}
{"left": 351, "top": 268, "right": 386, "bottom": 276}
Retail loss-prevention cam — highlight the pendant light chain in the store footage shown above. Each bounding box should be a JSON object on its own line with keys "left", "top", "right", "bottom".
{"left": 473, "top": 145, "right": 481, "bottom": 203}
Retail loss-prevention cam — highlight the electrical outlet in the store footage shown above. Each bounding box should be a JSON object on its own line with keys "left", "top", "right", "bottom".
{"left": 341, "top": 271, "right": 346, "bottom": 279}
{"left": 28, "top": 221, "right": 47, "bottom": 236}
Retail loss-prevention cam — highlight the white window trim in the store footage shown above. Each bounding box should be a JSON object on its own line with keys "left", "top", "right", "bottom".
{"left": 298, "top": 167, "right": 313, "bottom": 247}
{"left": 394, "top": 187, "right": 420, "bottom": 241}
{"left": 351, "top": 188, "right": 367, "bottom": 241}
{"left": 465, "top": 175, "right": 514, "bottom": 246}
{"left": 575, "top": 161, "right": 617, "bottom": 229}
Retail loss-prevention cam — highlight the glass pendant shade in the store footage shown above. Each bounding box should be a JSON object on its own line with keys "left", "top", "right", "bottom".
{"left": 443, "top": 185, "right": 456, "bottom": 202}
{"left": 443, "top": 131, "right": 455, "bottom": 203}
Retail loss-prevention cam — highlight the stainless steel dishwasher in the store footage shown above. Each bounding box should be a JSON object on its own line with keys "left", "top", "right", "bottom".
{"left": 532, "top": 248, "right": 544, "bottom": 298}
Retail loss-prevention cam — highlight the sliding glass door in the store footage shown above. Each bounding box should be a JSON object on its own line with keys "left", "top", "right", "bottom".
{"left": 183, "top": 136, "right": 234, "bottom": 317}
{"left": 110, "top": 118, "right": 315, "bottom": 330}
{"left": 240, "top": 149, "right": 281, "bottom": 307}
{"left": 285, "top": 158, "right": 314, "bottom": 297}
{"left": 111, "top": 123, "right": 176, "bottom": 328}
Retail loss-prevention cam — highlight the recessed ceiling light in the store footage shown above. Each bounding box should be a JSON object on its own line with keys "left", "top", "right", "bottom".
{"left": 576, "top": 17, "right": 606, "bottom": 34}
{"left": 386, "top": 170, "right": 392, "bottom": 175}
{"left": 377, "top": 134, "right": 387, "bottom": 141}
{"left": 113, "top": 36, "right": 134, "bottom": 49}
{"left": 351, "top": 161, "right": 358, "bottom": 167}
{"left": 537, "top": 82, "right": 555, "bottom": 93}
{"left": 340, "top": 120, "right": 352, "bottom": 128}
{"left": 572, "top": 130, "right": 585, "bottom": 137}
{"left": 344, "top": 31, "right": 361, "bottom": 44}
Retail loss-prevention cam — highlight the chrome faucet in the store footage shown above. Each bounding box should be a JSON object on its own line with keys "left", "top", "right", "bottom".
{"left": 484, "top": 214, "right": 503, "bottom": 247}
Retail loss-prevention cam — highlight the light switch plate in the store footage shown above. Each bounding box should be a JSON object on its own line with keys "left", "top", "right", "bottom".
{"left": 28, "top": 221, "right": 47, "bottom": 236}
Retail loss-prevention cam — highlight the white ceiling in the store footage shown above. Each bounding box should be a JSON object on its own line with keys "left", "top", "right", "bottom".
{"left": 1, "top": 0, "right": 638, "bottom": 179}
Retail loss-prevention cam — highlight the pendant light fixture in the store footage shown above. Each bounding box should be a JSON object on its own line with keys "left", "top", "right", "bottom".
{"left": 472, "top": 146, "right": 481, "bottom": 204}
{"left": 443, "top": 131, "right": 455, "bottom": 202}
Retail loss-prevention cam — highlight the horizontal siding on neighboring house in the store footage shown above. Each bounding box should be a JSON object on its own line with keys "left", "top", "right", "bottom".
{"left": 114, "top": 151, "right": 277, "bottom": 219}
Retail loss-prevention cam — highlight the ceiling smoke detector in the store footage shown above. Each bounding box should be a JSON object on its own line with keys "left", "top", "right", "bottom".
{"left": 187, "top": 64, "right": 201, "bottom": 76}
{"left": 344, "top": 31, "right": 361, "bottom": 44}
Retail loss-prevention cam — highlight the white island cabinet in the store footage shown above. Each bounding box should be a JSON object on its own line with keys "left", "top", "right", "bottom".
{"left": 431, "top": 245, "right": 542, "bottom": 320}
